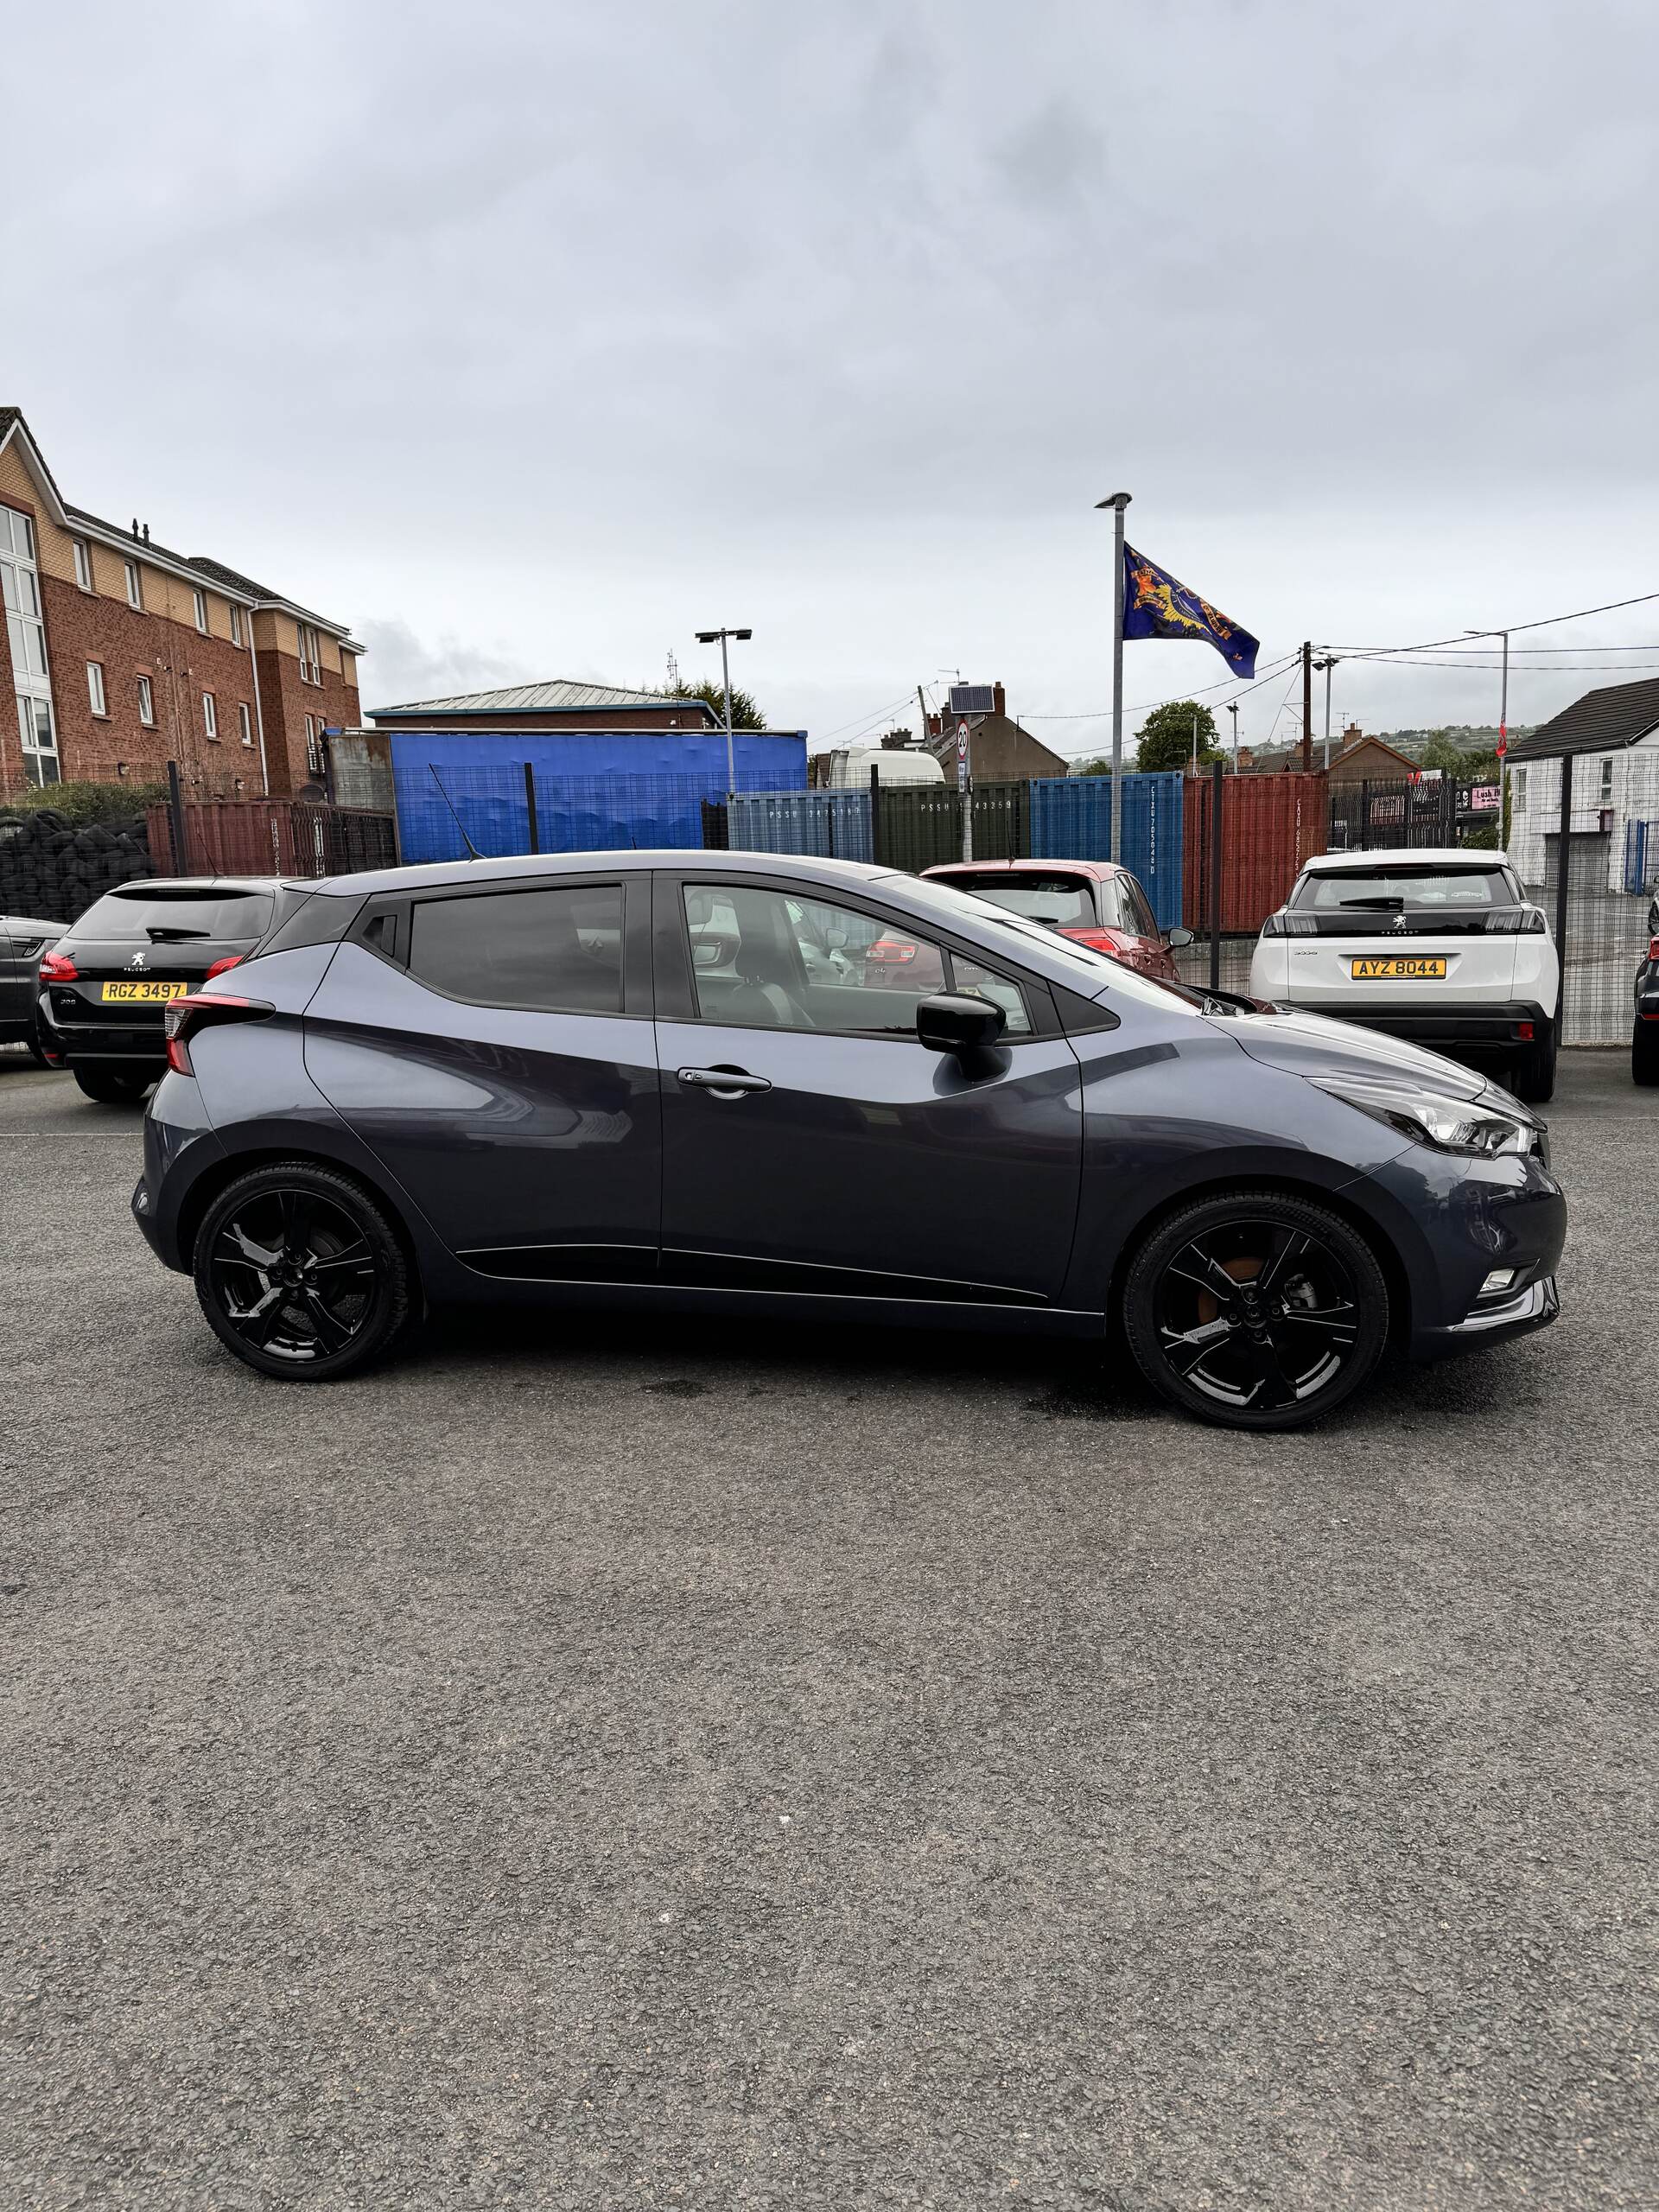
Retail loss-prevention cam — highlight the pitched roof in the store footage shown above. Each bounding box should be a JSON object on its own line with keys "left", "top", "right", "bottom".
{"left": 1505, "top": 677, "right": 1659, "bottom": 762}
{"left": 0, "top": 405, "right": 354, "bottom": 639}
{"left": 368, "top": 680, "right": 719, "bottom": 721}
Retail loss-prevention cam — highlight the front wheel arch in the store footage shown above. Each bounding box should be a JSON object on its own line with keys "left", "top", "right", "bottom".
{"left": 1106, "top": 1173, "right": 1412, "bottom": 1350}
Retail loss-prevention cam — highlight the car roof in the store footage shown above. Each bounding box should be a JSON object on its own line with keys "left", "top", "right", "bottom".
{"left": 922, "top": 858, "right": 1128, "bottom": 880}
{"left": 1301, "top": 847, "right": 1510, "bottom": 872}
{"left": 308, "top": 849, "right": 906, "bottom": 899}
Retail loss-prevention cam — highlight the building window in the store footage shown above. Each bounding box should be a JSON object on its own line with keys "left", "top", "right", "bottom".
{"left": 229, "top": 603, "right": 244, "bottom": 646}
{"left": 3, "top": 505, "right": 55, "bottom": 780}
{"left": 124, "top": 560, "right": 143, "bottom": 611}
{"left": 297, "top": 622, "right": 324, "bottom": 683}
{"left": 304, "top": 715, "right": 325, "bottom": 775}
{"left": 1599, "top": 756, "right": 1615, "bottom": 803}
{"left": 137, "top": 675, "right": 155, "bottom": 726}
{"left": 202, "top": 691, "right": 219, "bottom": 741}
{"left": 1513, "top": 767, "right": 1527, "bottom": 806}
{"left": 87, "top": 661, "right": 107, "bottom": 716}
{"left": 73, "top": 537, "right": 93, "bottom": 591}
{"left": 16, "top": 691, "right": 60, "bottom": 786}
{"left": 194, "top": 588, "right": 209, "bottom": 633}
{"left": 238, "top": 702, "right": 252, "bottom": 747}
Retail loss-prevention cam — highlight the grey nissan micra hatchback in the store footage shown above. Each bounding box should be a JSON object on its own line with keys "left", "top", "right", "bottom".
{"left": 132, "top": 850, "right": 1565, "bottom": 1431}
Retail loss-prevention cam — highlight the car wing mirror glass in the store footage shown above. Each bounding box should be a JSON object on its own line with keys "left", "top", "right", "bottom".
{"left": 1166, "top": 925, "right": 1195, "bottom": 948}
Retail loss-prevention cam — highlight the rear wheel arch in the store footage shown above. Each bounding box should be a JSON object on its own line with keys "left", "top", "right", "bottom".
{"left": 1108, "top": 1172, "right": 1414, "bottom": 1347}
{"left": 175, "top": 1145, "right": 424, "bottom": 1303}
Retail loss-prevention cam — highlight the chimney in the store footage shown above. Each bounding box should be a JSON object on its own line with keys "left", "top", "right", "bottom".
{"left": 992, "top": 680, "right": 1006, "bottom": 718}
{"left": 131, "top": 518, "right": 139, "bottom": 538}
{"left": 143, "top": 524, "right": 150, "bottom": 543}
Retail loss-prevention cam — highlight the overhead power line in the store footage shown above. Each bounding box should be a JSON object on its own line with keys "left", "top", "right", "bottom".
{"left": 1326, "top": 586, "right": 1659, "bottom": 659}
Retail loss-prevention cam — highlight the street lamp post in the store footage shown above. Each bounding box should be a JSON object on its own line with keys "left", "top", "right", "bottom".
{"left": 1465, "top": 626, "right": 1512, "bottom": 836}
{"left": 1227, "top": 700, "right": 1239, "bottom": 765}
{"left": 1313, "top": 655, "right": 1338, "bottom": 767}
{"left": 1096, "top": 493, "right": 1132, "bottom": 861}
{"left": 695, "top": 626, "right": 753, "bottom": 799}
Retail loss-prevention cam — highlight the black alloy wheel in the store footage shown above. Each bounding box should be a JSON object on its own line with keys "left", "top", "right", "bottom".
{"left": 1123, "top": 1192, "right": 1389, "bottom": 1432}
{"left": 73, "top": 1065, "right": 153, "bottom": 1104}
{"left": 193, "top": 1161, "right": 411, "bottom": 1382}
{"left": 1633, "top": 1020, "right": 1659, "bottom": 1088}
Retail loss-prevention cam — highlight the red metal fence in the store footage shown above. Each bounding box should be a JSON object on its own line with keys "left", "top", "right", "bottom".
{"left": 146, "top": 800, "right": 396, "bottom": 880}
{"left": 1182, "top": 772, "right": 1327, "bottom": 933}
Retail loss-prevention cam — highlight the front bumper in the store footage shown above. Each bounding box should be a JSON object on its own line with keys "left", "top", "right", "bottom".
{"left": 1284, "top": 998, "right": 1549, "bottom": 1052}
{"left": 1416, "top": 1271, "right": 1560, "bottom": 1357}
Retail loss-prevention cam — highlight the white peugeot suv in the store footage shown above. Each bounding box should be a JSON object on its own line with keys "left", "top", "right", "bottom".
{"left": 1249, "top": 847, "right": 1561, "bottom": 1103}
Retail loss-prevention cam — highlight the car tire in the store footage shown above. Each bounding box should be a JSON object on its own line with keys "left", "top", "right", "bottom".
{"left": 1511, "top": 1026, "right": 1557, "bottom": 1104}
{"left": 1122, "top": 1190, "right": 1389, "bottom": 1433}
{"left": 194, "top": 1159, "right": 413, "bottom": 1380}
{"left": 73, "top": 1065, "right": 154, "bottom": 1105}
{"left": 193, "top": 1160, "right": 412, "bottom": 1382}
{"left": 1634, "top": 1020, "right": 1659, "bottom": 1088}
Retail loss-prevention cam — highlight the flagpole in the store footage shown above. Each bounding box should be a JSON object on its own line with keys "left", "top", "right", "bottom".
{"left": 1097, "top": 492, "right": 1131, "bottom": 861}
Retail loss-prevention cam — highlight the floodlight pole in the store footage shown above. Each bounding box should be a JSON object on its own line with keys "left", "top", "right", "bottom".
{"left": 1097, "top": 492, "right": 1132, "bottom": 861}
{"left": 695, "top": 625, "right": 753, "bottom": 801}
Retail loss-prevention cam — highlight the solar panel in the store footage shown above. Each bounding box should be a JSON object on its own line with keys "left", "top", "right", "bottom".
{"left": 949, "top": 684, "right": 995, "bottom": 715}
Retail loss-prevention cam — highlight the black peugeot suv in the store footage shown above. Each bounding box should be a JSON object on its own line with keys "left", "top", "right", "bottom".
{"left": 37, "top": 878, "right": 286, "bottom": 1103}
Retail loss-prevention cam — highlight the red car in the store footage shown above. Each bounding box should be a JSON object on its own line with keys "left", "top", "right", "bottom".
{"left": 864, "top": 859, "right": 1193, "bottom": 988}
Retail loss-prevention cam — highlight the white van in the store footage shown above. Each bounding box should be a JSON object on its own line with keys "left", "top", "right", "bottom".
{"left": 824, "top": 745, "right": 946, "bottom": 789}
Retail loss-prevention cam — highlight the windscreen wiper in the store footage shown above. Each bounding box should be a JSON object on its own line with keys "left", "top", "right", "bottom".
{"left": 145, "top": 925, "right": 213, "bottom": 942}
{"left": 1338, "top": 896, "right": 1405, "bottom": 911}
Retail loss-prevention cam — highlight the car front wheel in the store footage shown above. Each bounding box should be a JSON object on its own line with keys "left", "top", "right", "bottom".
{"left": 1122, "top": 1191, "right": 1389, "bottom": 1432}
{"left": 193, "top": 1161, "right": 412, "bottom": 1382}
{"left": 1634, "top": 1019, "right": 1659, "bottom": 1087}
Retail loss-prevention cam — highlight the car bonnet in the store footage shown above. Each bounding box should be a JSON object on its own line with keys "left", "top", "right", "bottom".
{"left": 1223, "top": 1004, "right": 1493, "bottom": 1100}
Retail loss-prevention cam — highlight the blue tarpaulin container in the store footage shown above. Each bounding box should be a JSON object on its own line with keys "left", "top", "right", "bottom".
{"left": 390, "top": 728, "right": 808, "bottom": 863}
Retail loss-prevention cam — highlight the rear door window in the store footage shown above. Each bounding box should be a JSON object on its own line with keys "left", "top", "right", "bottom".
{"left": 73, "top": 887, "right": 275, "bottom": 942}
{"left": 408, "top": 884, "right": 624, "bottom": 1012}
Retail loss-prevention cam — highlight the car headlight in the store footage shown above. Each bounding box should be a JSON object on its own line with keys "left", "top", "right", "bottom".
{"left": 1310, "top": 1075, "right": 1535, "bottom": 1158}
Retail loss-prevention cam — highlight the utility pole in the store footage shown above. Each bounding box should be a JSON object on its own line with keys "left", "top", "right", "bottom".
{"left": 1465, "top": 626, "right": 1513, "bottom": 842}
{"left": 1096, "top": 492, "right": 1132, "bottom": 860}
{"left": 917, "top": 683, "right": 931, "bottom": 755}
{"left": 1191, "top": 709, "right": 1199, "bottom": 775}
{"left": 1227, "top": 699, "right": 1239, "bottom": 766}
{"left": 694, "top": 626, "right": 753, "bottom": 799}
{"left": 1300, "top": 640, "right": 1313, "bottom": 774}
{"left": 1313, "top": 654, "right": 1338, "bottom": 767}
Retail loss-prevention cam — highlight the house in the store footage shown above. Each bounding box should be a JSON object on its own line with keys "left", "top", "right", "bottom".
{"left": 1505, "top": 677, "right": 1659, "bottom": 893}
{"left": 923, "top": 682, "right": 1068, "bottom": 782}
{"left": 0, "top": 407, "right": 362, "bottom": 798}
{"left": 1323, "top": 728, "right": 1420, "bottom": 784}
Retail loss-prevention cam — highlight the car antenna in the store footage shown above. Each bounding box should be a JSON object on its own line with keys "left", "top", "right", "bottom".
{"left": 428, "top": 766, "right": 482, "bottom": 860}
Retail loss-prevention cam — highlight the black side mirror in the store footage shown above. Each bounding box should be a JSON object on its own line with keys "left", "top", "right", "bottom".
{"left": 1166, "top": 925, "right": 1195, "bottom": 949}
{"left": 917, "top": 992, "right": 1007, "bottom": 1057}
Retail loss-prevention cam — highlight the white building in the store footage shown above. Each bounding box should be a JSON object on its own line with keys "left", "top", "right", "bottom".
{"left": 1505, "top": 678, "right": 1659, "bottom": 894}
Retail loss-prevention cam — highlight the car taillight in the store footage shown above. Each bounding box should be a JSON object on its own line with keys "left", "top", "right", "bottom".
{"left": 1259, "top": 911, "right": 1317, "bottom": 938}
{"left": 1650, "top": 938, "right": 1659, "bottom": 963}
{"left": 204, "top": 955, "right": 244, "bottom": 981}
{"left": 38, "top": 950, "right": 78, "bottom": 981}
{"left": 1056, "top": 925, "right": 1128, "bottom": 960}
{"left": 162, "top": 990, "right": 271, "bottom": 1077}
{"left": 867, "top": 938, "right": 917, "bottom": 963}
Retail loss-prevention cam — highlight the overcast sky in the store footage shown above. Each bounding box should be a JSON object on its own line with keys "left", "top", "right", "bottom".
{"left": 11, "top": 0, "right": 1659, "bottom": 757}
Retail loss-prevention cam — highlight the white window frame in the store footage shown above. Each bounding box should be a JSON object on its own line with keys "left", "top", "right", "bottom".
{"left": 229, "top": 603, "right": 244, "bottom": 646}
{"left": 304, "top": 714, "right": 324, "bottom": 775}
{"left": 202, "top": 690, "right": 218, "bottom": 741}
{"left": 16, "top": 691, "right": 60, "bottom": 785}
{"left": 73, "top": 537, "right": 93, "bottom": 591}
{"left": 1599, "top": 755, "right": 1615, "bottom": 802}
{"left": 194, "top": 588, "right": 209, "bottom": 633}
{"left": 238, "top": 701, "right": 252, "bottom": 747}
{"left": 124, "top": 560, "right": 143, "bottom": 611}
{"left": 137, "top": 674, "right": 155, "bottom": 726}
{"left": 3, "top": 506, "right": 56, "bottom": 783}
{"left": 1513, "top": 767, "right": 1527, "bottom": 806}
{"left": 86, "top": 661, "right": 107, "bottom": 716}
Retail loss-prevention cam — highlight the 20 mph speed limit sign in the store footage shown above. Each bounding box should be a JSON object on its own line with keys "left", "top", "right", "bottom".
{"left": 956, "top": 720, "right": 969, "bottom": 790}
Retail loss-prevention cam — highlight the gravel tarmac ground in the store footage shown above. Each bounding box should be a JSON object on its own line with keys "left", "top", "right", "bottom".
{"left": 2, "top": 1047, "right": 1655, "bottom": 2210}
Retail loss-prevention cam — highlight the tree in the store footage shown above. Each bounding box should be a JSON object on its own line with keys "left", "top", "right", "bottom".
{"left": 661, "top": 677, "right": 766, "bottom": 730}
{"left": 1135, "top": 701, "right": 1224, "bottom": 774}
{"left": 1073, "top": 757, "right": 1116, "bottom": 777}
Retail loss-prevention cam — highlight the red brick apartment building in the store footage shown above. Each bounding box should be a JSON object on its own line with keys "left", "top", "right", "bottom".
{"left": 0, "top": 408, "right": 362, "bottom": 799}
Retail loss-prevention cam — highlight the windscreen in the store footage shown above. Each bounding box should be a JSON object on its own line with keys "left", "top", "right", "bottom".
{"left": 899, "top": 874, "right": 1201, "bottom": 1014}
{"left": 940, "top": 874, "right": 1096, "bottom": 927}
{"left": 72, "top": 887, "right": 276, "bottom": 942}
{"left": 1294, "top": 866, "right": 1516, "bottom": 911}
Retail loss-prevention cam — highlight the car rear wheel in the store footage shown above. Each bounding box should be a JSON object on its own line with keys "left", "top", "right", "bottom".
{"left": 73, "top": 1065, "right": 154, "bottom": 1104}
{"left": 1634, "top": 1020, "right": 1659, "bottom": 1087}
{"left": 1511, "top": 1026, "right": 1557, "bottom": 1104}
{"left": 1122, "top": 1192, "right": 1389, "bottom": 1432}
{"left": 193, "top": 1161, "right": 411, "bottom": 1382}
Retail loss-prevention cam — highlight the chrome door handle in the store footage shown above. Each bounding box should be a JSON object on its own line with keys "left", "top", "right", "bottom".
{"left": 677, "top": 1065, "right": 772, "bottom": 1096}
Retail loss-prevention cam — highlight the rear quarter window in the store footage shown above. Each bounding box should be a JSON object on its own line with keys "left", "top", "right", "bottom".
{"left": 407, "top": 884, "right": 625, "bottom": 1013}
